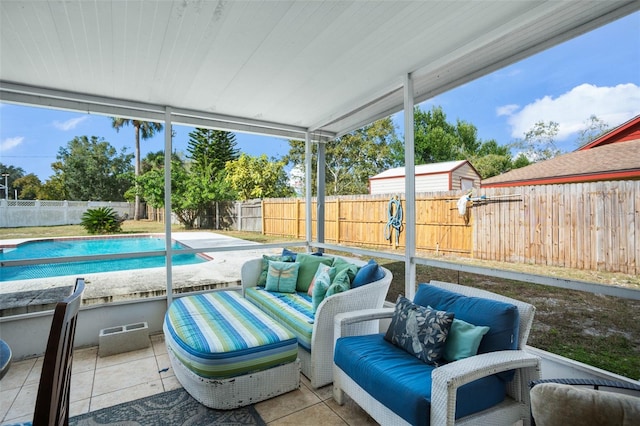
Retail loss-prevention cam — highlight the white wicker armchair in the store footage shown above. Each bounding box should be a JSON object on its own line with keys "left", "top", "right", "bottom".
{"left": 241, "top": 255, "right": 392, "bottom": 389}
{"left": 333, "top": 280, "right": 541, "bottom": 426}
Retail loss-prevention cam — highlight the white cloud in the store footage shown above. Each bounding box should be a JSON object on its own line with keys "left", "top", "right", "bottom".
{"left": 0, "top": 136, "right": 24, "bottom": 151}
{"left": 501, "top": 83, "right": 640, "bottom": 140}
{"left": 496, "top": 104, "right": 519, "bottom": 117}
{"left": 53, "top": 116, "right": 88, "bottom": 131}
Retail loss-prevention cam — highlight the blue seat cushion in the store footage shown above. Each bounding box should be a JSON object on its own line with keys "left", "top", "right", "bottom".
{"left": 334, "top": 334, "right": 506, "bottom": 426}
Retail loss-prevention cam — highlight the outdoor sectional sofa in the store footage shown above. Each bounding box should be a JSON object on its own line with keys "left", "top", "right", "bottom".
{"left": 333, "top": 280, "right": 541, "bottom": 426}
{"left": 241, "top": 251, "right": 392, "bottom": 389}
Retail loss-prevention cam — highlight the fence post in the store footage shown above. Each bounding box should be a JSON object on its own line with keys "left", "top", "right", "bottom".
{"left": 215, "top": 201, "right": 219, "bottom": 230}
{"left": 0, "top": 199, "right": 6, "bottom": 227}
{"left": 336, "top": 197, "right": 340, "bottom": 245}
{"left": 296, "top": 198, "right": 300, "bottom": 239}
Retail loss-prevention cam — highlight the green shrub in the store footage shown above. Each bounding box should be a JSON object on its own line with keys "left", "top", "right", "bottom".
{"left": 81, "top": 207, "right": 123, "bottom": 234}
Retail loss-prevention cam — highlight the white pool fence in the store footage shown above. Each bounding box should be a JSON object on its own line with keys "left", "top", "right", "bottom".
{"left": 0, "top": 199, "right": 133, "bottom": 228}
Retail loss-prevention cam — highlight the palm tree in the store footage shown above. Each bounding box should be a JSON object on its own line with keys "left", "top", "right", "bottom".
{"left": 111, "top": 118, "right": 164, "bottom": 220}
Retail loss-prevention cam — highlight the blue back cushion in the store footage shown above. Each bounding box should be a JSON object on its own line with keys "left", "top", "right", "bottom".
{"left": 413, "top": 284, "right": 519, "bottom": 354}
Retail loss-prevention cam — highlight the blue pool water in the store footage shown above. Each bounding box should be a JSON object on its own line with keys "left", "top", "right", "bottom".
{"left": 0, "top": 236, "right": 206, "bottom": 282}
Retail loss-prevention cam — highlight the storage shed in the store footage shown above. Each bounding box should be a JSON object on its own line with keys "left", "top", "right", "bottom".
{"left": 369, "top": 160, "right": 480, "bottom": 194}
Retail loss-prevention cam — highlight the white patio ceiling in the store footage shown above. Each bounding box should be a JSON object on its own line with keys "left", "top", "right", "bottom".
{"left": 1, "top": 1, "right": 638, "bottom": 141}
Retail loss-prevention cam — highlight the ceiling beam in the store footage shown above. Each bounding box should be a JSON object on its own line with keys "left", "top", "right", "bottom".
{"left": 0, "top": 81, "right": 336, "bottom": 141}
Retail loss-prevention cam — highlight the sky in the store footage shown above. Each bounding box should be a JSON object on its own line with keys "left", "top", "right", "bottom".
{"left": 0, "top": 12, "right": 638, "bottom": 182}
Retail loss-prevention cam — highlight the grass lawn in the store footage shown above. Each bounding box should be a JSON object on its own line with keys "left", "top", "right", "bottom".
{"left": 1, "top": 223, "right": 638, "bottom": 380}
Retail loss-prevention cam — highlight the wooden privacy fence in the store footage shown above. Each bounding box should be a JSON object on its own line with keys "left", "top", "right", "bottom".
{"left": 262, "top": 192, "right": 473, "bottom": 256}
{"left": 262, "top": 180, "right": 638, "bottom": 274}
{"left": 473, "top": 181, "right": 639, "bottom": 275}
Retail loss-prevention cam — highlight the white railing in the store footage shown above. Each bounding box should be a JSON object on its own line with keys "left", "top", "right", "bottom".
{"left": 0, "top": 200, "right": 133, "bottom": 228}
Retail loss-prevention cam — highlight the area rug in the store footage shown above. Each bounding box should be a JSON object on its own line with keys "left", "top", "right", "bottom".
{"left": 69, "top": 388, "right": 266, "bottom": 426}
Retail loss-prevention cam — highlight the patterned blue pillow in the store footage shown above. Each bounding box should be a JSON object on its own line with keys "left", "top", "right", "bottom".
{"left": 384, "top": 295, "right": 454, "bottom": 365}
{"left": 265, "top": 261, "right": 299, "bottom": 293}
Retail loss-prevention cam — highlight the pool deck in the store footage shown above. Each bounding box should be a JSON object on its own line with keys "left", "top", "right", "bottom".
{"left": 0, "top": 232, "right": 281, "bottom": 315}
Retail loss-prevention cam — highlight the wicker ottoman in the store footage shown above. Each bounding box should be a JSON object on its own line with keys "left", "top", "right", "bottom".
{"left": 163, "top": 291, "right": 300, "bottom": 409}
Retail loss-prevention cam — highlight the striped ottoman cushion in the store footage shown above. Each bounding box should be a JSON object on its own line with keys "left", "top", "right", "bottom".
{"left": 164, "top": 291, "right": 298, "bottom": 379}
{"left": 245, "top": 287, "right": 314, "bottom": 351}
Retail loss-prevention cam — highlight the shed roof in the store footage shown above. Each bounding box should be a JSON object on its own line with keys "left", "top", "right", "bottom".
{"left": 370, "top": 160, "right": 473, "bottom": 180}
{"left": 1, "top": 1, "right": 638, "bottom": 141}
{"left": 481, "top": 138, "right": 640, "bottom": 187}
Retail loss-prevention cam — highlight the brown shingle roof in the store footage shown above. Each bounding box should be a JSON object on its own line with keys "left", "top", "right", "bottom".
{"left": 482, "top": 138, "right": 640, "bottom": 187}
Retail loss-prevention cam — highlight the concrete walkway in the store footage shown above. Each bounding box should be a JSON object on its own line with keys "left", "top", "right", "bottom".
{"left": 0, "top": 232, "right": 281, "bottom": 315}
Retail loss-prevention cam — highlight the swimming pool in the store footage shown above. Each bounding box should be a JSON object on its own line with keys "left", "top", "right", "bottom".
{"left": 0, "top": 236, "right": 208, "bottom": 282}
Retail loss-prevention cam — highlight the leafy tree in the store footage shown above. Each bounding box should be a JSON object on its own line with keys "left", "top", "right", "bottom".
{"left": 413, "top": 106, "right": 459, "bottom": 164}
{"left": 12, "top": 174, "right": 42, "bottom": 200}
{"left": 476, "top": 140, "right": 510, "bottom": 157}
{"left": 0, "top": 163, "right": 25, "bottom": 199}
{"left": 173, "top": 168, "right": 234, "bottom": 228}
{"left": 136, "top": 168, "right": 165, "bottom": 209}
{"left": 127, "top": 150, "right": 183, "bottom": 203}
{"left": 140, "top": 150, "right": 167, "bottom": 174}
{"left": 396, "top": 106, "right": 523, "bottom": 179}
{"left": 512, "top": 153, "right": 531, "bottom": 169}
{"left": 511, "top": 120, "right": 561, "bottom": 162}
{"left": 137, "top": 156, "right": 234, "bottom": 229}
{"left": 576, "top": 115, "right": 611, "bottom": 147}
{"left": 285, "top": 117, "right": 399, "bottom": 195}
{"left": 468, "top": 140, "right": 516, "bottom": 179}
{"left": 111, "top": 118, "right": 164, "bottom": 220}
{"left": 472, "top": 154, "right": 514, "bottom": 179}
{"left": 186, "top": 129, "right": 239, "bottom": 181}
{"left": 225, "top": 154, "right": 293, "bottom": 200}
{"left": 411, "top": 106, "right": 501, "bottom": 164}
{"left": 37, "top": 175, "right": 67, "bottom": 200}
{"left": 52, "top": 135, "right": 133, "bottom": 201}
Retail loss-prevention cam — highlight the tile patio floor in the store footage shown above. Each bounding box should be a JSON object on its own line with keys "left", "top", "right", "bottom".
{"left": 0, "top": 333, "right": 377, "bottom": 425}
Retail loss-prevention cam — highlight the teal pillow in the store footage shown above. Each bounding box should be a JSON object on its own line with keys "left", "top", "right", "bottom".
{"left": 295, "top": 253, "right": 333, "bottom": 292}
{"left": 443, "top": 318, "right": 490, "bottom": 362}
{"left": 258, "top": 254, "right": 294, "bottom": 286}
{"left": 265, "top": 261, "right": 299, "bottom": 293}
{"left": 311, "top": 264, "right": 334, "bottom": 312}
{"left": 307, "top": 263, "right": 336, "bottom": 296}
{"left": 326, "top": 277, "right": 350, "bottom": 297}
{"left": 331, "top": 268, "right": 352, "bottom": 290}
{"left": 331, "top": 257, "right": 359, "bottom": 283}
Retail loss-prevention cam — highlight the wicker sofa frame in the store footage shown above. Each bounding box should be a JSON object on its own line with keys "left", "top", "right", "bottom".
{"left": 333, "top": 280, "right": 541, "bottom": 426}
{"left": 241, "top": 255, "right": 392, "bottom": 389}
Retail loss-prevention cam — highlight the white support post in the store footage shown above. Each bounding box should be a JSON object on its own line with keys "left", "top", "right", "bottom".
{"left": 164, "top": 107, "right": 174, "bottom": 306}
{"left": 404, "top": 73, "right": 417, "bottom": 300}
{"left": 305, "top": 132, "right": 313, "bottom": 248}
{"left": 316, "top": 139, "right": 326, "bottom": 252}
